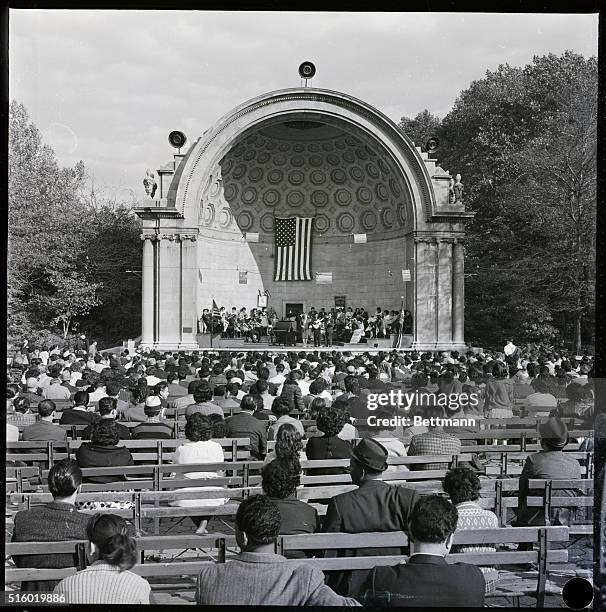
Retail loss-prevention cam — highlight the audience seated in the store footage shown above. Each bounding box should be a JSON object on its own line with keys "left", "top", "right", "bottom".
{"left": 262, "top": 459, "right": 320, "bottom": 549}
{"left": 185, "top": 385, "right": 224, "bottom": 419}
{"left": 22, "top": 399, "right": 67, "bottom": 442}
{"left": 131, "top": 396, "right": 173, "bottom": 440}
{"left": 358, "top": 495, "right": 485, "bottom": 607}
{"left": 172, "top": 413, "right": 229, "bottom": 534}
{"left": 263, "top": 423, "right": 306, "bottom": 467}
{"left": 8, "top": 396, "right": 37, "bottom": 427}
{"left": 322, "top": 438, "right": 419, "bottom": 596}
{"left": 442, "top": 467, "right": 499, "bottom": 593}
{"left": 514, "top": 417, "right": 581, "bottom": 528}
{"left": 305, "top": 405, "right": 353, "bottom": 476}
{"left": 82, "top": 397, "right": 131, "bottom": 440}
{"left": 11, "top": 459, "right": 90, "bottom": 592}
{"left": 268, "top": 397, "right": 305, "bottom": 440}
{"left": 76, "top": 420, "right": 134, "bottom": 483}
{"left": 59, "top": 391, "right": 99, "bottom": 425}
{"left": 54, "top": 513, "right": 152, "bottom": 604}
{"left": 225, "top": 394, "right": 267, "bottom": 459}
{"left": 279, "top": 371, "right": 305, "bottom": 413}
{"left": 195, "top": 495, "right": 359, "bottom": 606}
{"left": 408, "top": 404, "right": 461, "bottom": 470}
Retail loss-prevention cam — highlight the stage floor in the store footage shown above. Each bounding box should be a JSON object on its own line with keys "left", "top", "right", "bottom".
{"left": 195, "top": 338, "right": 409, "bottom": 352}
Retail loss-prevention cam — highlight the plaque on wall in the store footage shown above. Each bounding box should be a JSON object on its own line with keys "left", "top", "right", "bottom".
{"left": 335, "top": 296, "right": 346, "bottom": 309}
{"left": 257, "top": 295, "right": 268, "bottom": 308}
{"left": 239, "top": 271, "right": 248, "bottom": 284}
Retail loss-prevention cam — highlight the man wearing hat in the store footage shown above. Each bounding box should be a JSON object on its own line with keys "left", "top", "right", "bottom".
{"left": 514, "top": 417, "right": 581, "bottom": 528}
{"left": 322, "top": 438, "right": 419, "bottom": 596}
{"left": 131, "top": 396, "right": 173, "bottom": 439}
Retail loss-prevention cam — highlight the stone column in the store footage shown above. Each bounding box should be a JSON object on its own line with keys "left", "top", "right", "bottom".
{"left": 141, "top": 235, "right": 155, "bottom": 346}
{"left": 179, "top": 232, "right": 200, "bottom": 349}
{"left": 156, "top": 234, "right": 182, "bottom": 348}
{"left": 437, "top": 238, "right": 454, "bottom": 345}
{"left": 413, "top": 237, "right": 438, "bottom": 350}
{"left": 452, "top": 239, "right": 465, "bottom": 344}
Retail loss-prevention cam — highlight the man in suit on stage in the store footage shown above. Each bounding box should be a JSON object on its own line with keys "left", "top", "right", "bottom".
{"left": 358, "top": 495, "right": 485, "bottom": 607}
{"left": 322, "top": 438, "right": 419, "bottom": 596}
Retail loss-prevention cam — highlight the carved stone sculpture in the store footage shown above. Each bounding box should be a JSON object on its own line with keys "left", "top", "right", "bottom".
{"left": 143, "top": 169, "right": 158, "bottom": 198}
{"left": 448, "top": 178, "right": 456, "bottom": 205}
{"left": 453, "top": 173, "right": 464, "bottom": 204}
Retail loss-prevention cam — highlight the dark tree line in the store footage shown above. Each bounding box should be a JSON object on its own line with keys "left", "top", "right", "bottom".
{"left": 8, "top": 101, "right": 142, "bottom": 350}
{"left": 399, "top": 51, "right": 596, "bottom": 351}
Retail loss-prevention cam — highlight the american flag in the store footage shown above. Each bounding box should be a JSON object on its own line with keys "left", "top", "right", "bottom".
{"left": 211, "top": 299, "right": 221, "bottom": 317}
{"left": 274, "top": 217, "right": 313, "bottom": 281}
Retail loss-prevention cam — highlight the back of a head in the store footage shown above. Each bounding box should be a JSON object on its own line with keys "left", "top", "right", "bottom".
{"left": 48, "top": 458, "right": 82, "bottom": 499}
{"left": 410, "top": 495, "right": 458, "bottom": 544}
{"left": 271, "top": 396, "right": 291, "bottom": 417}
{"left": 38, "top": 399, "right": 56, "bottom": 418}
{"left": 90, "top": 419, "right": 120, "bottom": 447}
{"left": 254, "top": 379, "right": 269, "bottom": 395}
{"left": 185, "top": 412, "right": 213, "bottom": 442}
{"left": 443, "top": 467, "right": 481, "bottom": 505}
{"left": 239, "top": 394, "right": 256, "bottom": 412}
{"left": 275, "top": 422, "right": 303, "bottom": 460}
{"left": 193, "top": 386, "right": 213, "bottom": 403}
{"left": 262, "top": 458, "right": 301, "bottom": 499}
{"left": 235, "top": 494, "right": 281, "bottom": 547}
{"left": 317, "top": 405, "right": 347, "bottom": 437}
{"left": 86, "top": 513, "right": 136, "bottom": 571}
{"left": 13, "top": 396, "right": 30, "bottom": 413}
{"left": 73, "top": 390, "right": 90, "bottom": 407}
{"left": 98, "top": 396, "right": 117, "bottom": 416}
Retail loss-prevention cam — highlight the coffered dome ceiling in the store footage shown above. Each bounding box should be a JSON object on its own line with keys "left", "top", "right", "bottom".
{"left": 197, "top": 120, "right": 413, "bottom": 241}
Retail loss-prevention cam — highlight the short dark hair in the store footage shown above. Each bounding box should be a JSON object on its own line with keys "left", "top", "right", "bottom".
{"left": 409, "top": 495, "right": 458, "bottom": 543}
{"left": 105, "top": 381, "right": 121, "bottom": 397}
{"left": 86, "top": 513, "right": 136, "bottom": 571}
{"left": 262, "top": 459, "right": 300, "bottom": 499}
{"left": 235, "top": 494, "right": 281, "bottom": 546}
{"left": 271, "top": 397, "right": 291, "bottom": 417}
{"left": 193, "top": 387, "right": 213, "bottom": 403}
{"left": 185, "top": 413, "right": 213, "bottom": 442}
{"left": 492, "top": 361, "right": 509, "bottom": 379}
{"left": 443, "top": 467, "right": 481, "bottom": 504}
{"left": 90, "top": 419, "right": 119, "bottom": 446}
{"left": 240, "top": 395, "right": 256, "bottom": 412}
{"left": 73, "top": 390, "right": 90, "bottom": 407}
{"left": 254, "top": 379, "right": 269, "bottom": 394}
{"left": 208, "top": 413, "right": 226, "bottom": 438}
{"left": 38, "top": 399, "right": 56, "bottom": 418}
{"left": 48, "top": 458, "right": 82, "bottom": 498}
{"left": 98, "top": 396, "right": 117, "bottom": 416}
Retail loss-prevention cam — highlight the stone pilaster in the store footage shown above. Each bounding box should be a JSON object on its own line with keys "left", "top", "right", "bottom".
{"left": 140, "top": 234, "right": 156, "bottom": 347}
{"left": 437, "top": 238, "right": 455, "bottom": 344}
{"left": 452, "top": 239, "right": 465, "bottom": 344}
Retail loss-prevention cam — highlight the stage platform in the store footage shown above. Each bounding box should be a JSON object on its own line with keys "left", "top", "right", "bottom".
{"left": 195, "top": 335, "right": 414, "bottom": 352}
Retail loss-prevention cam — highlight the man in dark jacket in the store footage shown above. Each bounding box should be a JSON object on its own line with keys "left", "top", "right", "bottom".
{"left": 514, "top": 417, "right": 582, "bottom": 527}
{"left": 59, "top": 391, "right": 100, "bottom": 425}
{"left": 81, "top": 397, "right": 131, "bottom": 440}
{"left": 359, "top": 495, "right": 485, "bottom": 607}
{"left": 225, "top": 394, "right": 267, "bottom": 459}
{"left": 11, "top": 459, "right": 90, "bottom": 591}
{"left": 322, "top": 438, "right": 419, "bottom": 596}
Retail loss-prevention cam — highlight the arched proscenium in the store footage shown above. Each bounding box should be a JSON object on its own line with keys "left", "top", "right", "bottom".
{"left": 175, "top": 88, "right": 435, "bottom": 230}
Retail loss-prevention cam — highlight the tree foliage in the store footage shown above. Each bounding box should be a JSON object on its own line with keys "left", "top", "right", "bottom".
{"left": 8, "top": 101, "right": 142, "bottom": 348}
{"left": 398, "top": 109, "right": 442, "bottom": 152}
{"left": 435, "top": 51, "right": 596, "bottom": 351}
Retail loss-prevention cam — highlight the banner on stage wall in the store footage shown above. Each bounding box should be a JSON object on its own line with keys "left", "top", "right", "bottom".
{"left": 257, "top": 295, "right": 267, "bottom": 308}
{"left": 335, "top": 295, "right": 346, "bottom": 309}
{"left": 239, "top": 271, "right": 248, "bottom": 284}
{"left": 402, "top": 269, "right": 411, "bottom": 282}
{"left": 315, "top": 272, "right": 333, "bottom": 284}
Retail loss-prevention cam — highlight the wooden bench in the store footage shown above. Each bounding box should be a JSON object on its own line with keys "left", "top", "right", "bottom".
{"left": 5, "top": 527, "right": 570, "bottom": 607}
